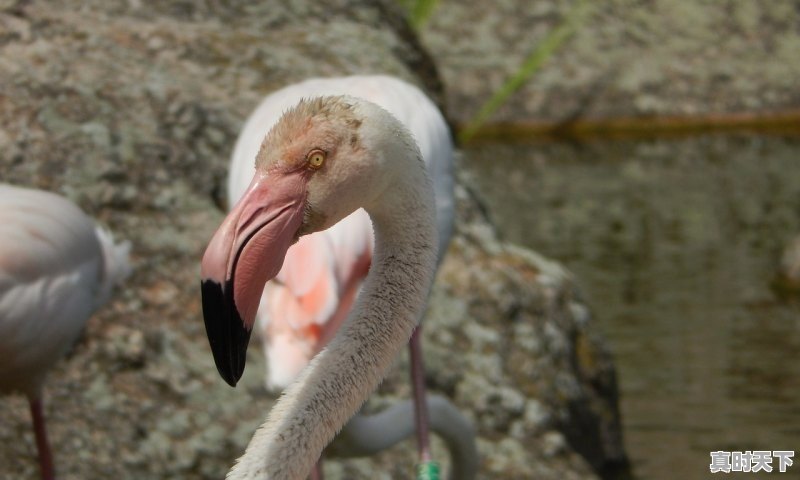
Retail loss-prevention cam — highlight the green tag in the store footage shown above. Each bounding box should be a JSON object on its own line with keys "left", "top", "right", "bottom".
{"left": 415, "top": 461, "right": 441, "bottom": 480}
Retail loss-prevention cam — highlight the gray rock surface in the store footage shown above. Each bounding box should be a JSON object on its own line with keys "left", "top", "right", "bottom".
{"left": 0, "top": 1, "right": 624, "bottom": 478}
{"left": 419, "top": 0, "right": 800, "bottom": 124}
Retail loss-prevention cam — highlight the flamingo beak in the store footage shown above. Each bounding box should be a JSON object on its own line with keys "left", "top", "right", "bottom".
{"left": 200, "top": 170, "right": 307, "bottom": 386}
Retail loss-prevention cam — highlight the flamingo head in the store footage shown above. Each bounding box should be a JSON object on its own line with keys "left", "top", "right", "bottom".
{"left": 200, "top": 95, "right": 407, "bottom": 386}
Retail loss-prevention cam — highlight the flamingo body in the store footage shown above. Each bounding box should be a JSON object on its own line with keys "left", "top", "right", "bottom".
{"left": 200, "top": 77, "right": 473, "bottom": 479}
{"left": 0, "top": 183, "right": 130, "bottom": 479}
{"left": 222, "top": 77, "right": 476, "bottom": 479}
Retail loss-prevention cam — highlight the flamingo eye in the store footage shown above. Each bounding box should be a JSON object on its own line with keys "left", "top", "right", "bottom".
{"left": 307, "top": 149, "right": 326, "bottom": 170}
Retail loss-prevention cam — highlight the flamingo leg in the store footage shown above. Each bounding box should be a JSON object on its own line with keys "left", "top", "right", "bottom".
{"left": 309, "top": 457, "right": 324, "bottom": 480}
{"left": 409, "top": 326, "right": 432, "bottom": 464}
{"left": 29, "top": 397, "right": 55, "bottom": 480}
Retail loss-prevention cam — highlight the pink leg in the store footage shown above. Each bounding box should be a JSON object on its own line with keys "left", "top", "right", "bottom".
{"left": 29, "top": 397, "right": 55, "bottom": 480}
{"left": 409, "top": 326, "right": 432, "bottom": 463}
{"left": 308, "top": 456, "right": 324, "bottom": 480}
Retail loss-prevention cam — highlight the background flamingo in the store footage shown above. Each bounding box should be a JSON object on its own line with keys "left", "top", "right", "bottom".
{"left": 200, "top": 78, "right": 459, "bottom": 478}
{"left": 227, "top": 75, "right": 476, "bottom": 478}
{"left": 0, "top": 184, "right": 131, "bottom": 480}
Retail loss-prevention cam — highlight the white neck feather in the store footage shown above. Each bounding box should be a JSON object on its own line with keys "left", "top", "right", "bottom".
{"left": 227, "top": 147, "right": 438, "bottom": 479}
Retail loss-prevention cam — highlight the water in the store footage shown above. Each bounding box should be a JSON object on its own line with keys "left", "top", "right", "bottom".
{"left": 462, "top": 135, "right": 800, "bottom": 479}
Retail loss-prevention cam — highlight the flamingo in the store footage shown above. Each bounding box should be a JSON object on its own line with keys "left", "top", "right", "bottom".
{"left": 201, "top": 76, "right": 466, "bottom": 479}
{"left": 0, "top": 183, "right": 131, "bottom": 480}
{"left": 226, "top": 76, "right": 476, "bottom": 478}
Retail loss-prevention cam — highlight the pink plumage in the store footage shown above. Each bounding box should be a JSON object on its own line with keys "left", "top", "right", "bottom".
{"left": 260, "top": 210, "right": 373, "bottom": 389}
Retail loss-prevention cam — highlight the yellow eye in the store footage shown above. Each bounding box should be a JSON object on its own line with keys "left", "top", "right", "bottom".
{"left": 307, "top": 149, "right": 326, "bottom": 169}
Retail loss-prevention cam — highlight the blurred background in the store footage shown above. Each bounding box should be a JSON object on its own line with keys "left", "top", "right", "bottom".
{"left": 416, "top": 1, "right": 800, "bottom": 479}
{"left": 1, "top": 1, "right": 798, "bottom": 479}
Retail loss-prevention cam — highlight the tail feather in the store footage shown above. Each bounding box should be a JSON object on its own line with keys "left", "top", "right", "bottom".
{"left": 94, "top": 225, "right": 132, "bottom": 307}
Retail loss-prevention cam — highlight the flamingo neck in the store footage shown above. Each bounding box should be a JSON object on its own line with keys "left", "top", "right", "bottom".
{"left": 228, "top": 166, "right": 438, "bottom": 480}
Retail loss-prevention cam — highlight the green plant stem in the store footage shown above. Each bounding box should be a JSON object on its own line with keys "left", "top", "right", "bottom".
{"left": 400, "top": 0, "right": 439, "bottom": 29}
{"left": 459, "top": 0, "right": 590, "bottom": 143}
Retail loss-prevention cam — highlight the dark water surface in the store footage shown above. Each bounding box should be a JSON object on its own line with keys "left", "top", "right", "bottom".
{"left": 463, "top": 136, "right": 800, "bottom": 479}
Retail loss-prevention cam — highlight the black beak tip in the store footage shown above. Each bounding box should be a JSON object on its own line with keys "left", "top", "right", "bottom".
{"left": 219, "top": 366, "right": 241, "bottom": 388}
{"left": 200, "top": 279, "right": 253, "bottom": 387}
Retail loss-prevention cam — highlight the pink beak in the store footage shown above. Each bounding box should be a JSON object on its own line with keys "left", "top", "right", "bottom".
{"left": 200, "top": 169, "right": 308, "bottom": 386}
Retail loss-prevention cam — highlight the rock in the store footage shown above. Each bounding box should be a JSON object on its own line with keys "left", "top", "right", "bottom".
{"left": 419, "top": 0, "right": 800, "bottom": 124}
{"left": 419, "top": 178, "right": 627, "bottom": 478}
{"left": 0, "top": 1, "right": 626, "bottom": 479}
